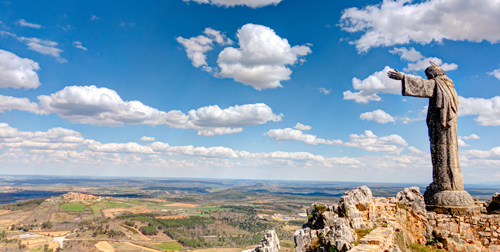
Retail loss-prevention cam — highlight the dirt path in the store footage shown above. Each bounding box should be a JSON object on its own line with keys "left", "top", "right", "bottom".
{"left": 123, "top": 242, "right": 162, "bottom": 252}
{"left": 95, "top": 241, "right": 115, "bottom": 252}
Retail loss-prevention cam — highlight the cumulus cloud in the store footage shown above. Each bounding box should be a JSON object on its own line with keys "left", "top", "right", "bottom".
{"left": 458, "top": 96, "right": 500, "bottom": 126}
{"left": 489, "top": 69, "right": 500, "bottom": 80}
{"left": 177, "top": 28, "right": 233, "bottom": 71}
{"left": 3, "top": 85, "right": 281, "bottom": 136}
{"left": 294, "top": 123, "right": 311, "bottom": 131}
{"left": 141, "top": 136, "right": 155, "bottom": 141}
{"left": 264, "top": 128, "right": 343, "bottom": 146}
{"left": 0, "top": 95, "right": 46, "bottom": 114}
{"left": 188, "top": 103, "right": 282, "bottom": 127}
{"left": 216, "top": 24, "right": 312, "bottom": 90}
{"left": 0, "top": 31, "right": 66, "bottom": 63}
{"left": 182, "top": 0, "right": 283, "bottom": 8}
{"left": 0, "top": 123, "right": 360, "bottom": 169}
{"left": 343, "top": 66, "right": 401, "bottom": 103}
{"left": 340, "top": 0, "right": 500, "bottom": 53}
{"left": 73, "top": 41, "right": 88, "bottom": 51}
{"left": 360, "top": 109, "right": 395, "bottom": 124}
{"left": 17, "top": 19, "right": 42, "bottom": 29}
{"left": 90, "top": 15, "right": 101, "bottom": 21}
{"left": 390, "top": 47, "right": 458, "bottom": 72}
{"left": 0, "top": 50, "right": 41, "bottom": 89}
{"left": 344, "top": 130, "right": 407, "bottom": 154}
{"left": 319, "top": 88, "right": 331, "bottom": 95}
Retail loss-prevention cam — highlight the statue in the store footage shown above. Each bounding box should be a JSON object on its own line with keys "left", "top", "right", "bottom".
{"left": 388, "top": 62, "right": 478, "bottom": 214}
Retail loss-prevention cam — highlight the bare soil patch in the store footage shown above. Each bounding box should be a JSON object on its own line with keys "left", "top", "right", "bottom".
{"left": 123, "top": 242, "right": 162, "bottom": 251}
{"left": 0, "top": 210, "right": 10, "bottom": 215}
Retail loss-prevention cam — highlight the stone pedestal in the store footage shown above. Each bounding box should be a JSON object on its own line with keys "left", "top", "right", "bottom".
{"left": 424, "top": 189, "right": 480, "bottom": 216}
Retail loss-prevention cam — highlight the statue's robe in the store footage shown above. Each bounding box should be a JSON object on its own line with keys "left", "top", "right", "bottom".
{"left": 402, "top": 75, "right": 463, "bottom": 191}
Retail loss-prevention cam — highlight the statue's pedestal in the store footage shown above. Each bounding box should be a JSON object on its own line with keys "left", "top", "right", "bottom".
{"left": 424, "top": 189, "right": 480, "bottom": 216}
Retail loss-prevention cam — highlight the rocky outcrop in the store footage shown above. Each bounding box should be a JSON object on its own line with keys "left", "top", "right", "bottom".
{"left": 243, "top": 229, "right": 280, "bottom": 252}
{"left": 292, "top": 186, "right": 500, "bottom": 252}
{"left": 338, "top": 185, "right": 373, "bottom": 229}
{"left": 486, "top": 193, "right": 500, "bottom": 214}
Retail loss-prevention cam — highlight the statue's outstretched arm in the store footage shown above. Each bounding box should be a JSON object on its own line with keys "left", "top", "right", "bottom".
{"left": 387, "top": 69, "right": 404, "bottom": 80}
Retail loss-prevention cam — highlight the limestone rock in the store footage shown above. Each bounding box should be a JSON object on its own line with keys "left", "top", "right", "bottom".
{"left": 243, "top": 230, "right": 280, "bottom": 252}
{"left": 293, "top": 218, "right": 355, "bottom": 252}
{"left": 486, "top": 193, "right": 500, "bottom": 214}
{"left": 338, "top": 186, "right": 372, "bottom": 229}
{"left": 395, "top": 186, "right": 426, "bottom": 216}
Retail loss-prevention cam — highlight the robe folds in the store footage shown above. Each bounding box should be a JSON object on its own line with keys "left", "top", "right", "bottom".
{"left": 402, "top": 75, "right": 463, "bottom": 191}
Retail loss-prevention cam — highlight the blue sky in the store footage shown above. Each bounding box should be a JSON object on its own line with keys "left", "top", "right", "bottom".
{"left": 1, "top": 0, "right": 500, "bottom": 183}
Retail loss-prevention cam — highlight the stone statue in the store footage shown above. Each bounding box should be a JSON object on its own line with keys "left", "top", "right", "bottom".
{"left": 388, "top": 62, "right": 477, "bottom": 214}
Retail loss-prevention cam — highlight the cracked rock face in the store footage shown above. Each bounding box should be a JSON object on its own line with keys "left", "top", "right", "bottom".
{"left": 243, "top": 229, "right": 280, "bottom": 252}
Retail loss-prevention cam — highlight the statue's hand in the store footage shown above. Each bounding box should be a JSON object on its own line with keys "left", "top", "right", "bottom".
{"left": 387, "top": 69, "right": 404, "bottom": 80}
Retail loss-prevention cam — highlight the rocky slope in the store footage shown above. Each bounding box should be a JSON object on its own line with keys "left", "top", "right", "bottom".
{"left": 291, "top": 186, "right": 500, "bottom": 252}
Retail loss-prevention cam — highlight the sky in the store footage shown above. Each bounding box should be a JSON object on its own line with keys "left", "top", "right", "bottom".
{"left": 1, "top": 0, "right": 500, "bottom": 184}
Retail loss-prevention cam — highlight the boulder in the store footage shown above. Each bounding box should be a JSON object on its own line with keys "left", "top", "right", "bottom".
{"left": 395, "top": 186, "right": 426, "bottom": 216}
{"left": 243, "top": 229, "right": 280, "bottom": 252}
{"left": 486, "top": 193, "right": 500, "bottom": 214}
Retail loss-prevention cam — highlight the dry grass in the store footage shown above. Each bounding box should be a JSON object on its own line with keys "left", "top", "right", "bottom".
{"left": 50, "top": 212, "right": 79, "bottom": 222}
{"left": 32, "top": 230, "right": 71, "bottom": 237}
{"left": 102, "top": 206, "right": 154, "bottom": 218}
{"left": 95, "top": 241, "right": 115, "bottom": 252}
{"left": 0, "top": 210, "right": 10, "bottom": 215}
{"left": 123, "top": 242, "right": 162, "bottom": 251}
{"left": 164, "top": 203, "right": 200, "bottom": 208}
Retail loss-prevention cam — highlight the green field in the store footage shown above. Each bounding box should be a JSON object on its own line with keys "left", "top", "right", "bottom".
{"left": 60, "top": 202, "right": 85, "bottom": 212}
{"left": 152, "top": 241, "right": 183, "bottom": 250}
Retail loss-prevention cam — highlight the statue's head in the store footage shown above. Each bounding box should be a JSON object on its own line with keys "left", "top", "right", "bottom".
{"left": 425, "top": 61, "right": 446, "bottom": 80}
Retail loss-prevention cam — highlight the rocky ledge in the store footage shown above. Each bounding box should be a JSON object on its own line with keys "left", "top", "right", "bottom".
{"left": 292, "top": 186, "right": 500, "bottom": 252}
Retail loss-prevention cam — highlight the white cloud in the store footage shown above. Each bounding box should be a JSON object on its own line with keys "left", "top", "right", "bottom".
{"left": 90, "top": 15, "right": 101, "bottom": 20}
{"left": 390, "top": 47, "right": 458, "bottom": 72}
{"left": 360, "top": 109, "right": 395, "bottom": 124}
{"left": 216, "top": 24, "right": 312, "bottom": 90}
{"left": 344, "top": 130, "right": 407, "bottom": 154}
{"left": 489, "top": 69, "right": 500, "bottom": 80}
{"left": 264, "top": 128, "right": 343, "bottom": 146}
{"left": 0, "top": 85, "right": 280, "bottom": 136}
{"left": 0, "top": 123, "right": 361, "bottom": 170}
{"left": 17, "top": 19, "right": 42, "bottom": 29}
{"left": 177, "top": 28, "right": 233, "bottom": 71}
{"left": 182, "top": 0, "right": 283, "bottom": 8}
{"left": 188, "top": 103, "right": 282, "bottom": 127}
{"left": 458, "top": 96, "right": 500, "bottom": 126}
{"left": 73, "top": 41, "right": 88, "bottom": 51}
{"left": 319, "top": 87, "right": 331, "bottom": 94}
{"left": 459, "top": 134, "right": 480, "bottom": 140}
{"left": 458, "top": 139, "right": 469, "bottom": 147}
{"left": 340, "top": 0, "right": 500, "bottom": 53}
{"left": 0, "top": 50, "right": 41, "bottom": 89}
{"left": 141, "top": 136, "right": 155, "bottom": 141}
{"left": 343, "top": 66, "right": 401, "bottom": 103}
{"left": 0, "top": 31, "right": 66, "bottom": 63}
{"left": 294, "top": 123, "right": 311, "bottom": 131}
{"left": 0, "top": 95, "right": 45, "bottom": 114}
